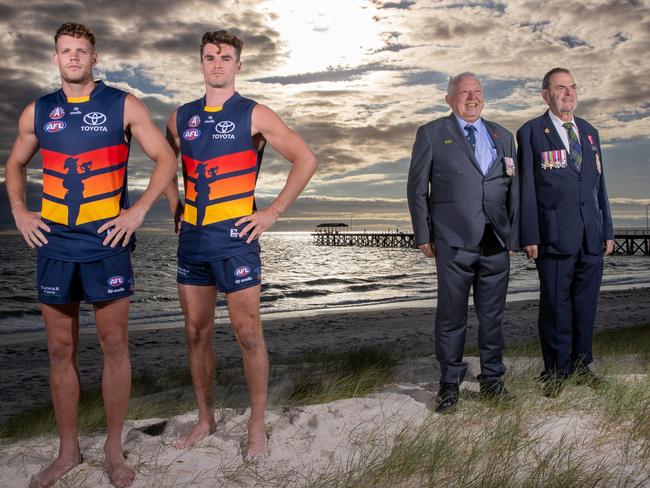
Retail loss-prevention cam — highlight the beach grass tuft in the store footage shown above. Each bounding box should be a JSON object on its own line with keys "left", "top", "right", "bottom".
{"left": 295, "top": 325, "right": 650, "bottom": 488}
{"left": 0, "top": 366, "right": 226, "bottom": 439}
{"left": 279, "top": 346, "right": 397, "bottom": 406}
{"left": 500, "top": 321, "right": 650, "bottom": 358}
{"left": 303, "top": 373, "right": 650, "bottom": 488}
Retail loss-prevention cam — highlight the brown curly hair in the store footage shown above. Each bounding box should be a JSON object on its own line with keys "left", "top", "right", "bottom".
{"left": 200, "top": 30, "right": 243, "bottom": 60}
{"left": 54, "top": 23, "right": 96, "bottom": 47}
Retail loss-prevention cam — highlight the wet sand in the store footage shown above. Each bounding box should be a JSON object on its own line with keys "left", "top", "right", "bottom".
{"left": 1, "top": 287, "right": 649, "bottom": 423}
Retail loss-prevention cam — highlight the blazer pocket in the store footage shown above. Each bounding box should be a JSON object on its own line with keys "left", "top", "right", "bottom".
{"left": 539, "top": 209, "right": 560, "bottom": 244}
{"left": 431, "top": 171, "right": 456, "bottom": 203}
{"left": 431, "top": 187, "right": 454, "bottom": 203}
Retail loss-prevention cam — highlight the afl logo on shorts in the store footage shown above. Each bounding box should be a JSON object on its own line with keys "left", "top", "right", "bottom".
{"left": 44, "top": 121, "right": 66, "bottom": 133}
{"left": 188, "top": 115, "right": 201, "bottom": 127}
{"left": 107, "top": 276, "right": 125, "bottom": 287}
{"left": 234, "top": 266, "right": 250, "bottom": 278}
{"left": 183, "top": 128, "right": 201, "bottom": 141}
{"left": 49, "top": 107, "right": 65, "bottom": 119}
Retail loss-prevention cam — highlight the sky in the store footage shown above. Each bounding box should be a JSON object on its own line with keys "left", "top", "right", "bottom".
{"left": 1, "top": 0, "right": 649, "bottom": 231}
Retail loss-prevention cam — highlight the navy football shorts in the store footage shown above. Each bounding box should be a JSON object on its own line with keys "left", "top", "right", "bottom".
{"left": 177, "top": 247, "right": 261, "bottom": 293}
{"left": 37, "top": 251, "right": 134, "bottom": 304}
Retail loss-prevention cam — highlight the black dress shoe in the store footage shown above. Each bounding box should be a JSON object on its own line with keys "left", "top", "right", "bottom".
{"left": 572, "top": 364, "right": 604, "bottom": 388}
{"left": 540, "top": 371, "right": 567, "bottom": 398}
{"left": 478, "top": 375, "right": 513, "bottom": 401}
{"left": 435, "top": 383, "right": 460, "bottom": 413}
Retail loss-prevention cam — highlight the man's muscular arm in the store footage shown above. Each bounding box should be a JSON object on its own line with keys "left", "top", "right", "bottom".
{"left": 98, "top": 95, "right": 178, "bottom": 246}
{"left": 236, "top": 104, "right": 318, "bottom": 243}
{"left": 164, "top": 110, "right": 183, "bottom": 234}
{"left": 6, "top": 102, "right": 52, "bottom": 248}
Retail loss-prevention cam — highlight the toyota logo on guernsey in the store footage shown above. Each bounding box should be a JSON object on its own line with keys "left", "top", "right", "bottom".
{"left": 44, "top": 120, "right": 66, "bottom": 133}
{"left": 49, "top": 107, "right": 65, "bottom": 119}
{"left": 213, "top": 120, "right": 236, "bottom": 140}
{"left": 183, "top": 128, "right": 201, "bottom": 141}
{"left": 82, "top": 112, "right": 108, "bottom": 132}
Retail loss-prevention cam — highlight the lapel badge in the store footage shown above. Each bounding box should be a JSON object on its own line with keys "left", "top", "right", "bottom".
{"left": 504, "top": 157, "right": 515, "bottom": 176}
{"left": 444, "top": 138, "right": 453, "bottom": 145}
{"left": 544, "top": 127, "right": 550, "bottom": 134}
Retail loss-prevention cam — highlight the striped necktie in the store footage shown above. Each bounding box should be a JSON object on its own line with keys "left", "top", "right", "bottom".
{"left": 563, "top": 122, "right": 582, "bottom": 170}
{"left": 465, "top": 124, "right": 477, "bottom": 151}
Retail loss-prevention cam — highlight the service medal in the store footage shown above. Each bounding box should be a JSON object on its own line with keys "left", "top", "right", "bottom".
{"left": 504, "top": 157, "right": 515, "bottom": 176}
{"left": 587, "top": 134, "right": 597, "bottom": 150}
{"left": 595, "top": 152, "right": 602, "bottom": 174}
{"left": 540, "top": 149, "right": 567, "bottom": 170}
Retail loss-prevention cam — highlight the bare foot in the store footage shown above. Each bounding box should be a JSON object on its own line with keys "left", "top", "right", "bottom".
{"left": 29, "top": 453, "right": 82, "bottom": 488}
{"left": 171, "top": 420, "right": 217, "bottom": 449}
{"left": 244, "top": 423, "right": 269, "bottom": 461}
{"left": 105, "top": 454, "right": 135, "bottom": 488}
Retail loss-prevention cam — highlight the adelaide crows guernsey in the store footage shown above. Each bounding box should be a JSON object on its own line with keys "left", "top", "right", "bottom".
{"left": 34, "top": 81, "right": 131, "bottom": 262}
{"left": 177, "top": 92, "right": 263, "bottom": 261}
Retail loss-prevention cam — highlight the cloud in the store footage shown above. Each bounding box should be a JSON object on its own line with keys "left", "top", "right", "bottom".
{"left": 610, "top": 198, "right": 650, "bottom": 206}
{"left": 371, "top": 1, "right": 415, "bottom": 9}
{"left": 252, "top": 63, "right": 401, "bottom": 85}
{"left": 1, "top": 0, "right": 649, "bottom": 232}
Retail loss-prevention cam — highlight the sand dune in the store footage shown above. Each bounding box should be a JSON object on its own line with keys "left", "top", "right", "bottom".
{"left": 2, "top": 355, "right": 649, "bottom": 487}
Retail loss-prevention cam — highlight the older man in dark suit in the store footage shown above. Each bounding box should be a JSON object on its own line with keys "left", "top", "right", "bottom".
{"left": 407, "top": 72, "right": 519, "bottom": 413}
{"left": 517, "top": 67, "right": 614, "bottom": 397}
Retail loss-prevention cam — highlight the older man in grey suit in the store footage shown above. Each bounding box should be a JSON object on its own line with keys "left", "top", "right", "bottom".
{"left": 407, "top": 72, "right": 519, "bottom": 413}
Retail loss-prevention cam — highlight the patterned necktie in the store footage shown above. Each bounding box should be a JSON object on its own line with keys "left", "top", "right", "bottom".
{"left": 465, "top": 124, "right": 477, "bottom": 151}
{"left": 563, "top": 122, "right": 582, "bottom": 170}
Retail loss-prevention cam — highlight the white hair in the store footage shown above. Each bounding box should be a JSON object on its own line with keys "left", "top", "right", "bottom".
{"left": 447, "top": 72, "right": 480, "bottom": 96}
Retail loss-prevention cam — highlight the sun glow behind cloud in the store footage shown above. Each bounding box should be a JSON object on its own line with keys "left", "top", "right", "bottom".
{"left": 261, "top": 1, "right": 385, "bottom": 75}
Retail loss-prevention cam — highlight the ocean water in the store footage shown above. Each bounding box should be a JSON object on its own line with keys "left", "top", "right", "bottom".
{"left": 1, "top": 231, "right": 649, "bottom": 334}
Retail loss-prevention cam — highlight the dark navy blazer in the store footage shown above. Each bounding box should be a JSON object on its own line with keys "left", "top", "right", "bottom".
{"left": 517, "top": 111, "right": 613, "bottom": 256}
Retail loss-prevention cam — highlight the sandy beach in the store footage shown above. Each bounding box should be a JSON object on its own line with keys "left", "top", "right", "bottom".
{"left": 2, "top": 287, "right": 649, "bottom": 424}
{"left": 0, "top": 288, "right": 649, "bottom": 486}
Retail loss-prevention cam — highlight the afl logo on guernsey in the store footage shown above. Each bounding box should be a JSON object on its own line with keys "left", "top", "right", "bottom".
{"left": 82, "top": 112, "right": 108, "bottom": 132}
{"left": 44, "top": 120, "right": 66, "bottom": 133}
{"left": 49, "top": 107, "right": 65, "bottom": 119}
{"left": 234, "top": 266, "right": 250, "bottom": 278}
{"left": 188, "top": 115, "right": 201, "bottom": 127}
{"left": 213, "top": 120, "right": 236, "bottom": 140}
{"left": 183, "top": 128, "right": 201, "bottom": 141}
{"left": 107, "top": 276, "right": 125, "bottom": 287}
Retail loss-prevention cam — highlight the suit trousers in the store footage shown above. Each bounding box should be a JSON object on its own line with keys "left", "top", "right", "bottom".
{"left": 434, "top": 226, "right": 509, "bottom": 384}
{"left": 536, "top": 243, "right": 604, "bottom": 376}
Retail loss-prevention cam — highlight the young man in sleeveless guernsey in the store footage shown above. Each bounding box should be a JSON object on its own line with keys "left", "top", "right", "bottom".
{"left": 165, "top": 30, "right": 318, "bottom": 458}
{"left": 5, "top": 24, "right": 177, "bottom": 488}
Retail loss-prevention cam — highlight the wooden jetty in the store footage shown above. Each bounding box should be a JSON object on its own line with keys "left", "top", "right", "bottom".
{"left": 613, "top": 229, "right": 650, "bottom": 255}
{"left": 312, "top": 223, "right": 416, "bottom": 248}
{"left": 312, "top": 230, "right": 416, "bottom": 248}
{"left": 312, "top": 224, "right": 650, "bottom": 255}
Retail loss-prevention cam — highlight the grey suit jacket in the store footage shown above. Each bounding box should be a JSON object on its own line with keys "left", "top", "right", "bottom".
{"left": 407, "top": 113, "right": 519, "bottom": 250}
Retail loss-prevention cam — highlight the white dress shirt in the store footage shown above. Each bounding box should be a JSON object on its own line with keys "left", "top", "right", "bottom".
{"left": 548, "top": 110, "right": 580, "bottom": 152}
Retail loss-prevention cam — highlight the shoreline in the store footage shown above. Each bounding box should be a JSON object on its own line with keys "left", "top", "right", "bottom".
{"left": 1, "top": 282, "right": 648, "bottom": 347}
{"left": 1, "top": 287, "right": 649, "bottom": 423}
